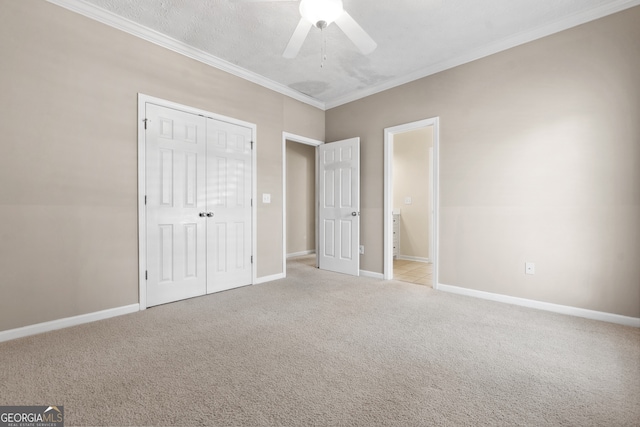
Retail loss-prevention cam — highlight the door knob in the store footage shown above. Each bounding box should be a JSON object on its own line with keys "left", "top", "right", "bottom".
{"left": 352, "top": 212, "right": 358, "bottom": 216}
{"left": 206, "top": 212, "right": 214, "bottom": 217}
{"left": 199, "top": 212, "right": 206, "bottom": 217}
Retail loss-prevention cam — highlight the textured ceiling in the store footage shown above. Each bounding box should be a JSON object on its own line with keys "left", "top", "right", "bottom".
{"left": 65, "top": 0, "right": 638, "bottom": 108}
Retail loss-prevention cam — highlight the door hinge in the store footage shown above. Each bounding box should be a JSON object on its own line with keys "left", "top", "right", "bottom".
{"left": 251, "top": 141, "right": 254, "bottom": 149}
{"left": 144, "top": 195, "right": 147, "bottom": 205}
{"left": 143, "top": 118, "right": 148, "bottom": 129}
{"left": 145, "top": 270, "right": 148, "bottom": 280}
{"left": 251, "top": 256, "right": 253, "bottom": 264}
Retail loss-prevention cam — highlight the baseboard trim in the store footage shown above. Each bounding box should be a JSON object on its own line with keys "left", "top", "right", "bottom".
{"left": 286, "top": 250, "right": 315, "bottom": 258}
{"left": 0, "top": 304, "right": 140, "bottom": 343}
{"left": 437, "top": 284, "right": 640, "bottom": 328}
{"left": 360, "top": 270, "right": 384, "bottom": 279}
{"left": 397, "top": 255, "right": 430, "bottom": 263}
{"left": 255, "top": 273, "right": 286, "bottom": 284}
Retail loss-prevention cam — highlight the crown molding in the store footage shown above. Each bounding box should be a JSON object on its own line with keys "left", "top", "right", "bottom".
{"left": 324, "top": 0, "right": 640, "bottom": 109}
{"left": 46, "top": 0, "right": 640, "bottom": 112}
{"left": 46, "top": 0, "right": 327, "bottom": 110}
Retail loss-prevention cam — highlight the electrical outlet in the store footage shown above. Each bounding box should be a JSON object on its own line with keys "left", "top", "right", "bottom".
{"left": 262, "top": 193, "right": 271, "bottom": 204}
{"left": 359, "top": 245, "right": 364, "bottom": 254}
{"left": 525, "top": 262, "right": 535, "bottom": 275}
{"left": 404, "top": 197, "right": 412, "bottom": 205}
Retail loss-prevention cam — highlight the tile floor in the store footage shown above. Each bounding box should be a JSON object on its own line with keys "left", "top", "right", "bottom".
{"left": 393, "top": 259, "right": 433, "bottom": 287}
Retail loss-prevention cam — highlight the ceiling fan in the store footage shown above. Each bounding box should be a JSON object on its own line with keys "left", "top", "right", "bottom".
{"left": 233, "top": 0, "right": 377, "bottom": 58}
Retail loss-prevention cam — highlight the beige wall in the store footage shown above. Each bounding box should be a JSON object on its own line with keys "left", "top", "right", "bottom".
{"left": 1, "top": 2, "right": 638, "bottom": 334}
{"left": 0, "top": 1, "right": 324, "bottom": 331}
{"left": 393, "top": 128, "right": 432, "bottom": 259}
{"left": 286, "top": 141, "right": 316, "bottom": 255}
{"left": 326, "top": 7, "right": 640, "bottom": 317}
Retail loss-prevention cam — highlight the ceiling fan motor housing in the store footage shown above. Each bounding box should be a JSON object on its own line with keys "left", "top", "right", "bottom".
{"left": 299, "top": 0, "right": 344, "bottom": 28}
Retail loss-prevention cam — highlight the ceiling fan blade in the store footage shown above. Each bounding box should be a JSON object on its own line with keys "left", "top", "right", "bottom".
{"left": 283, "top": 18, "right": 312, "bottom": 58}
{"left": 334, "top": 11, "right": 377, "bottom": 55}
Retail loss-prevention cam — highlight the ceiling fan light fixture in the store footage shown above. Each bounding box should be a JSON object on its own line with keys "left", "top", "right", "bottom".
{"left": 299, "top": 0, "right": 344, "bottom": 28}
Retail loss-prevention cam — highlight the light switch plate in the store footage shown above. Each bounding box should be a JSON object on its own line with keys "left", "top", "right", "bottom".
{"left": 404, "top": 197, "right": 412, "bottom": 205}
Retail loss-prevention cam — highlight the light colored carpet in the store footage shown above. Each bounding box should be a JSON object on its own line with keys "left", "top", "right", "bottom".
{"left": 1, "top": 255, "right": 638, "bottom": 426}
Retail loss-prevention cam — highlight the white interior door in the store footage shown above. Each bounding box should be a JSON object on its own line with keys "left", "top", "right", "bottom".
{"left": 145, "top": 103, "right": 253, "bottom": 306}
{"left": 318, "top": 137, "right": 360, "bottom": 276}
{"left": 206, "top": 119, "right": 253, "bottom": 293}
{"left": 145, "top": 104, "right": 207, "bottom": 306}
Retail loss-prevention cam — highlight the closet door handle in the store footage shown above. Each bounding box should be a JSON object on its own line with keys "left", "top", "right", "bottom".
{"left": 199, "top": 212, "right": 206, "bottom": 217}
{"left": 206, "top": 212, "right": 214, "bottom": 217}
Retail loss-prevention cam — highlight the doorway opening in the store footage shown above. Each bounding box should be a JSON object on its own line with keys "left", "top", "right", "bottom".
{"left": 282, "top": 132, "right": 322, "bottom": 276}
{"left": 384, "top": 118, "right": 440, "bottom": 288}
{"left": 282, "top": 132, "right": 362, "bottom": 278}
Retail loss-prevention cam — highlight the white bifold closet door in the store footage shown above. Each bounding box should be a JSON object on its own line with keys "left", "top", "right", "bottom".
{"left": 205, "top": 118, "right": 253, "bottom": 294}
{"left": 145, "top": 103, "right": 252, "bottom": 307}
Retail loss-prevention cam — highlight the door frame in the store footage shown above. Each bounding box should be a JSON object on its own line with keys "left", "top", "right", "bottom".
{"left": 138, "top": 93, "right": 257, "bottom": 309}
{"left": 281, "top": 132, "right": 323, "bottom": 276}
{"left": 383, "top": 118, "right": 440, "bottom": 287}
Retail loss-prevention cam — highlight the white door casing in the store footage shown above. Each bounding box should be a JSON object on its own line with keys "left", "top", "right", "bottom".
{"left": 383, "top": 118, "right": 439, "bottom": 285}
{"left": 145, "top": 104, "right": 207, "bottom": 306}
{"left": 141, "top": 96, "right": 255, "bottom": 308}
{"left": 281, "top": 132, "right": 324, "bottom": 275}
{"left": 318, "top": 137, "right": 360, "bottom": 276}
{"left": 206, "top": 119, "right": 253, "bottom": 293}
